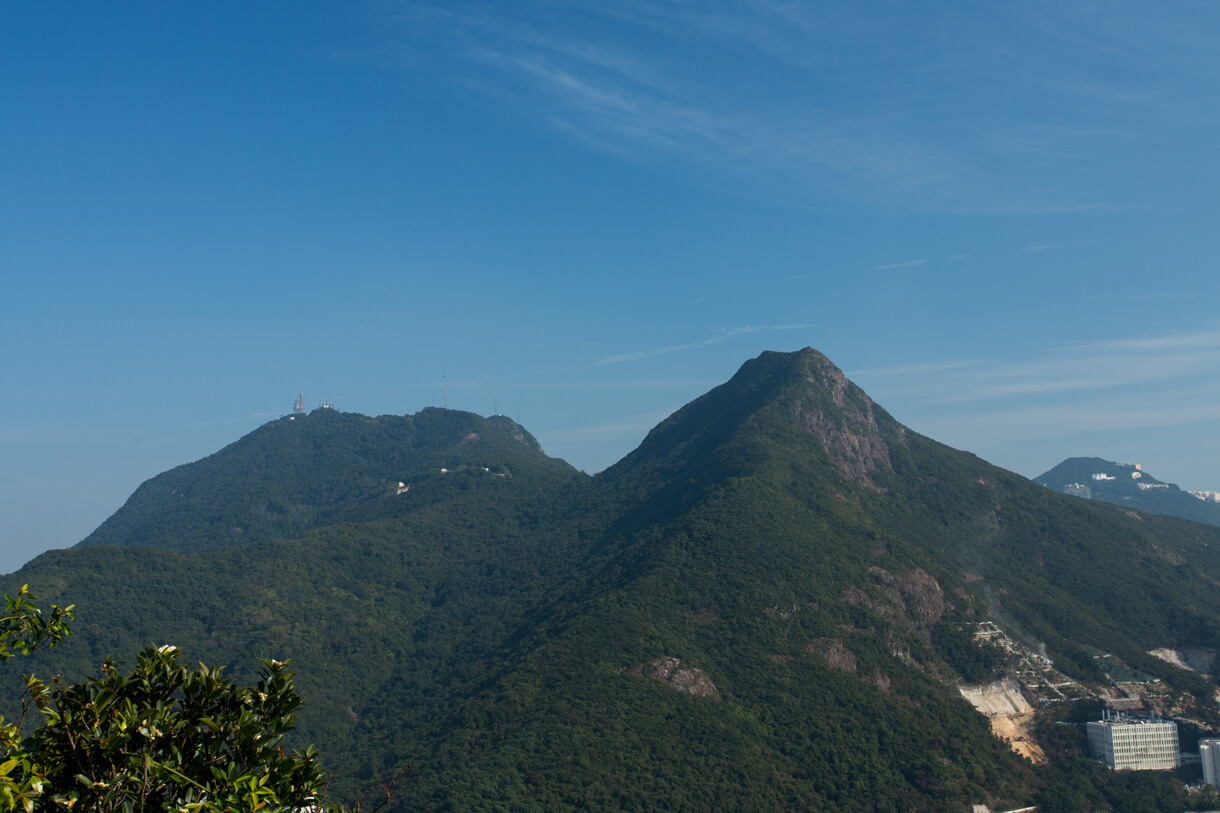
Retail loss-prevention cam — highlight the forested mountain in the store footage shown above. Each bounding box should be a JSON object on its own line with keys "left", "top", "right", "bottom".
{"left": 78, "top": 407, "right": 580, "bottom": 553}
{"left": 1036, "top": 456, "right": 1220, "bottom": 528}
{"left": 5, "top": 348, "right": 1220, "bottom": 811}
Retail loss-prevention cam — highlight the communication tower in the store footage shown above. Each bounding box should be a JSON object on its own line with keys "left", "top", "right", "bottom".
{"left": 294, "top": 390, "right": 305, "bottom": 415}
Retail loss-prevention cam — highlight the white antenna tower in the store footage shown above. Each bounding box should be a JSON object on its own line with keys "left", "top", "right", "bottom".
{"left": 443, "top": 376, "right": 448, "bottom": 410}
{"left": 294, "top": 390, "right": 305, "bottom": 415}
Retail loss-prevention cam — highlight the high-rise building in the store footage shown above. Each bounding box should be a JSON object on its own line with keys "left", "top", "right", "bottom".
{"left": 1200, "top": 739, "right": 1220, "bottom": 787}
{"left": 1086, "top": 713, "right": 1179, "bottom": 771}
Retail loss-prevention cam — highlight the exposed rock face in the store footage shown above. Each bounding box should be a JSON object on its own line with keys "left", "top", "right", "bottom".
{"left": 885, "top": 631, "right": 915, "bottom": 665}
{"left": 891, "top": 567, "right": 947, "bottom": 629}
{"left": 807, "top": 638, "right": 857, "bottom": 673}
{"left": 638, "top": 657, "right": 720, "bottom": 698}
{"left": 841, "top": 567, "right": 946, "bottom": 631}
{"left": 959, "top": 679, "right": 1033, "bottom": 717}
{"left": 807, "top": 639, "right": 902, "bottom": 699}
{"left": 959, "top": 679, "right": 1045, "bottom": 765}
{"left": 789, "top": 354, "right": 893, "bottom": 491}
{"left": 863, "top": 670, "right": 892, "bottom": 692}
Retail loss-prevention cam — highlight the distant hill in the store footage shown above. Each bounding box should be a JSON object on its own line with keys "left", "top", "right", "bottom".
{"left": 78, "top": 406, "right": 582, "bottom": 553}
{"left": 1035, "top": 456, "right": 1220, "bottom": 528}
{"left": 6, "top": 349, "right": 1220, "bottom": 811}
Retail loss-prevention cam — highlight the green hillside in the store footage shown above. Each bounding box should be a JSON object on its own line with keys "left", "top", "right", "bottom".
{"left": 78, "top": 407, "right": 580, "bottom": 553}
{"left": 1036, "top": 456, "right": 1220, "bottom": 528}
{"left": 5, "top": 348, "right": 1220, "bottom": 811}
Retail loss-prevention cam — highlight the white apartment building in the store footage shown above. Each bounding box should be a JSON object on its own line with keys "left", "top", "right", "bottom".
{"left": 1200, "top": 739, "right": 1220, "bottom": 787}
{"left": 1086, "top": 714, "right": 1179, "bottom": 771}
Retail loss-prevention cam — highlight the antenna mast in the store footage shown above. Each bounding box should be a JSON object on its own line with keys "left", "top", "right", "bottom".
{"left": 443, "top": 376, "right": 448, "bottom": 410}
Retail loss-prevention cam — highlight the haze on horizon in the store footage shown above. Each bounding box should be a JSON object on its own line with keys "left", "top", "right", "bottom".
{"left": 2, "top": 2, "right": 1218, "bottom": 569}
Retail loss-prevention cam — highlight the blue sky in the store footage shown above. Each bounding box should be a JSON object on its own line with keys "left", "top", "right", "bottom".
{"left": 3, "top": 2, "right": 1218, "bottom": 569}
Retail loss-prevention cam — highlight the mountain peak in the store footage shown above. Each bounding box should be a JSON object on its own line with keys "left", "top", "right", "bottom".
{"left": 606, "top": 348, "right": 899, "bottom": 493}
{"left": 783, "top": 348, "right": 895, "bottom": 489}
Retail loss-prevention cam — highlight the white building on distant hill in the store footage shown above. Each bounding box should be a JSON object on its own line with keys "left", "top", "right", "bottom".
{"left": 1086, "top": 713, "right": 1179, "bottom": 771}
{"left": 1063, "top": 483, "right": 1092, "bottom": 499}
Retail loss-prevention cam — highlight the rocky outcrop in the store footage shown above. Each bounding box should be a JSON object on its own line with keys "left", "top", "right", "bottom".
{"left": 841, "top": 567, "right": 946, "bottom": 631}
{"left": 863, "top": 670, "right": 892, "bottom": 692}
{"left": 790, "top": 355, "right": 893, "bottom": 491}
{"left": 807, "top": 638, "right": 857, "bottom": 672}
{"left": 637, "top": 657, "right": 720, "bottom": 698}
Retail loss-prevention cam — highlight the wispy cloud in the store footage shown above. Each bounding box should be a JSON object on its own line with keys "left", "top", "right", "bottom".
{"left": 853, "top": 328, "right": 1220, "bottom": 411}
{"left": 1018, "top": 239, "right": 1103, "bottom": 253}
{"left": 594, "top": 324, "right": 816, "bottom": 366}
{"left": 873, "top": 259, "right": 927, "bottom": 271}
{"left": 1095, "top": 289, "right": 1201, "bottom": 304}
{"left": 596, "top": 342, "right": 706, "bottom": 366}
{"left": 850, "top": 359, "right": 985, "bottom": 378}
{"left": 543, "top": 409, "right": 677, "bottom": 445}
{"left": 849, "top": 327, "right": 1220, "bottom": 482}
{"left": 376, "top": 2, "right": 1220, "bottom": 214}
{"left": 1063, "top": 330, "right": 1220, "bottom": 353}
{"left": 460, "top": 377, "right": 719, "bottom": 393}
{"left": 910, "top": 394, "right": 1220, "bottom": 452}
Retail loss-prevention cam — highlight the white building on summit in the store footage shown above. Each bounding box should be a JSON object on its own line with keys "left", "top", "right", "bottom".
{"left": 1086, "top": 713, "right": 1179, "bottom": 771}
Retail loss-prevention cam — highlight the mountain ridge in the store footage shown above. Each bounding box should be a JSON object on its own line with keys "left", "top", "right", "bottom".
{"left": 5, "top": 347, "right": 1220, "bottom": 811}
{"left": 78, "top": 406, "right": 582, "bottom": 553}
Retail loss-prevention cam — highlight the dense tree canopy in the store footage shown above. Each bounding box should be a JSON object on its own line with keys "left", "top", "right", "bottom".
{"left": 0, "top": 589, "right": 350, "bottom": 813}
{"left": 0, "top": 586, "right": 74, "bottom": 811}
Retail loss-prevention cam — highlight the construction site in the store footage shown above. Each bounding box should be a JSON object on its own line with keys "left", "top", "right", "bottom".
{"left": 958, "top": 620, "right": 1220, "bottom": 779}
{"left": 959, "top": 622, "right": 1100, "bottom": 764}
